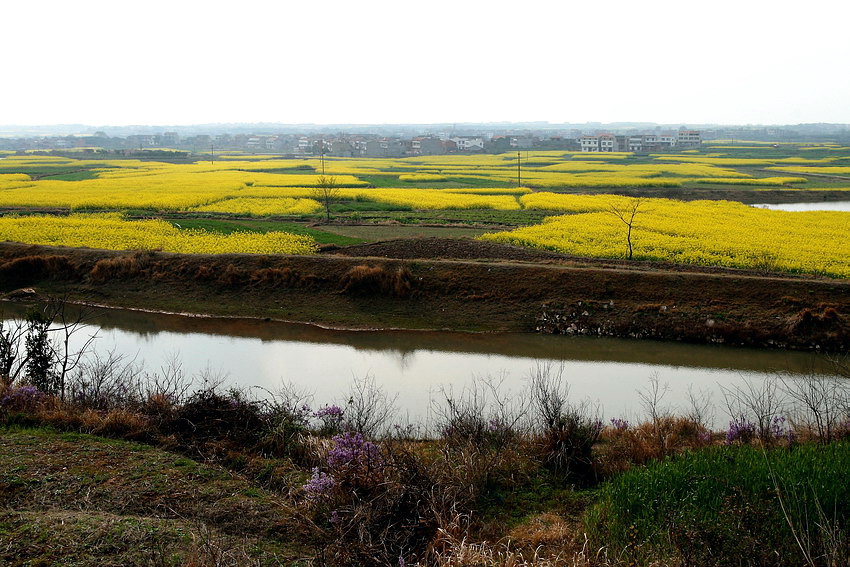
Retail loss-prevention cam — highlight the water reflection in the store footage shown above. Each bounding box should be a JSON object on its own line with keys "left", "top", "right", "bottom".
{"left": 1, "top": 302, "right": 837, "bottom": 424}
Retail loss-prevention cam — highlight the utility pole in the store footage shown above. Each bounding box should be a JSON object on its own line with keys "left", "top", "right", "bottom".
{"left": 210, "top": 144, "right": 215, "bottom": 164}
{"left": 517, "top": 151, "right": 522, "bottom": 187}
{"left": 320, "top": 138, "right": 325, "bottom": 175}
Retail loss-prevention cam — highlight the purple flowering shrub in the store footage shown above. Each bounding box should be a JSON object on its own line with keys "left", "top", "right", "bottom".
{"left": 725, "top": 418, "right": 757, "bottom": 445}
{"left": 312, "top": 404, "right": 344, "bottom": 436}
{"left": 301, "top": 432, "right": 442, "bottom": 566}
{"left": 303, "top": 467, "right": 337, "bottom": 502}
{"left": 0, "top": 384, "right": 47, "bottom": 412}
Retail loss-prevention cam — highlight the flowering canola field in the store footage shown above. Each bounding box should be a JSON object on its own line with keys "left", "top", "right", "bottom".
{"left": 481, "top": 195, "right": 850, "bottom": 278}
{"left": 0, "top": 214, "right": 318, "bottom": 255}
{"left": 0, "top": 151, "right": 823, "bottom": 216}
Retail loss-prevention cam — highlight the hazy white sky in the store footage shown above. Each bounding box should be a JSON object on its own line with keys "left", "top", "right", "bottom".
{"left": 2, "top": 0, "right": 849, "bottom": 126}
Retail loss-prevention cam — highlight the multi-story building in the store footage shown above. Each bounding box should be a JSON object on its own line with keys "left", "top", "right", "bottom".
{"left": 580, "top": 135, "right": 599, "bottom": 152}
{"left": 677, "top": 129, "right": 702, "bottom": 147}
{"left": 449, "top": 136, "right": 484, "bottom": 151}
{"left": 582, "top": 134, "right": 619, "bottom": 152}
{"left": 579, "top": 130, "right": 700, "bottom": 153}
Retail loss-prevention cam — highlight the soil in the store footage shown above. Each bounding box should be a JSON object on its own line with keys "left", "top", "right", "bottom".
{"left": 1, "top": 240, "right": 849, "bottom": 352}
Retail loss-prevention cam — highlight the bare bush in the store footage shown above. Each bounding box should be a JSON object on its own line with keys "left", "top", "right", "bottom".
{"left": 685, "top": 383, "right": 715, "bottom": 431}
{"left": 256, "top": 381, "right": 314, "bottom": 460}
{"left": 67, "top": 348, "right": 143, "bottom": 410}
{"left": 135, "top": 353, "right": 194, "bottom": 406}
{"left": 779, "top": 370, "right": 850, "bottom": 443}
{"left": 528, "top": 363, "right": 601, "bottom": 483}
{"left": 638, "top": 373, "right": 674, "bottom": 456}
{"left": 432, "top": 374, "right": 528, "bottom": 449}
{"left": 341, "top": 373, "right": 398, "bottom": 438}
{"left": 721, "top": 374, "right": 786, "bottom": 443}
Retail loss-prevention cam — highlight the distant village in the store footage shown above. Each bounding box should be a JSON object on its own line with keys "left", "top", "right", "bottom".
{"left": 0, "top": 128, "right": 706, "bottom": 157}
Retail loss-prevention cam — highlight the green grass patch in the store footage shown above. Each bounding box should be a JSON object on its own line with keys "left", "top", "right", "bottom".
{"left": 41, "top": 170, "right": 100, "bottom": 181}
{"left": 347, "top": 209, "right": 550, "bottom": 226}
{"left": 333, "top": 199, "right": 413, "bottom": 213}
{"left": 359, "top": 174, "right": 408, "bottom": 187}
{"left": 167, "top": 217, "right": 364, "bottom": 246}
{"left": 313, "top": 224, "right": 492, "bottom": 241}
{"left": 585, "top": 442, "right": 850, "bottom": 566}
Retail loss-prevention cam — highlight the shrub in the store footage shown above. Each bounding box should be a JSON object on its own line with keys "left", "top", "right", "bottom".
{"left": 340, "top": 264, "right": 413, "bottom": 298}
{"left": 0, "top": 384, "right": 47, "bottom": 412}
{"left": 529, "top": 363, "right": 601, "bottom": 484}
{"left": 171, "top": 386, "right": 264, "bottom": 452}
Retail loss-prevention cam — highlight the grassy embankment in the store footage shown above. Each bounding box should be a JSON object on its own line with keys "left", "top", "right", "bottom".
{"left": 1, "top": 364, "right": 848, "bottom": 566}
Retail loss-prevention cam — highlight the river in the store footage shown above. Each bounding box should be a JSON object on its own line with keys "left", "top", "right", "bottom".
{"left": 3, "top": 302, "right": 838, "bottom": 428}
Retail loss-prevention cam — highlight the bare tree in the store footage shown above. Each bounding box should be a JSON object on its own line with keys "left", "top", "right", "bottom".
{"left": 313, "top": 174, "right": 339, "bottom": 222}
{"left": 0, "top": 318, "right": 27, "bottom": 387}
{"left": 45, "top": 297, "right": 99, "bottom": 401}
{"left": 606, "top": 196, "right": 643, "bottom": 260}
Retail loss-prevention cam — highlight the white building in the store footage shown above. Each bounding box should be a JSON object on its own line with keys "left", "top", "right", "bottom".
{"left": 677, "top": 129, "right": 702, "bottom": 147}
{"left": 450, "top": 136, "right": 484, "bottom": 151}
{"left": 580, "top": 135, "right": 599, "bottom": 152}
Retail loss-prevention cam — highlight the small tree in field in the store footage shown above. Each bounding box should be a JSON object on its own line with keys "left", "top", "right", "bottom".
{"left": 313, "top": 175, "right": 339, "bottom": 222}
{"left": 607, "top": 196, "right": 643, "bottom": 260}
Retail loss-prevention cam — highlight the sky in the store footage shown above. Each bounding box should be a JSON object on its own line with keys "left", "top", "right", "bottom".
{"left": 2, "top": 0, "right": 849, "bottom": 127}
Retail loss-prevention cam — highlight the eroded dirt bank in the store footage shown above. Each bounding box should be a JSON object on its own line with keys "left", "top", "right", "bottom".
{"left": 1, "top": 241, "right": 848, "bottom": 351}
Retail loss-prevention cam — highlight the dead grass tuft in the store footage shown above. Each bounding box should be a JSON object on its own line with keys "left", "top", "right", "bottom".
{"left": 218, "top": 263, "right": 245, "bottom": 287}
{"left": 249, "top": 266, "right": 301, "bottom": 288}
{"left": 89, "top": 252, "right": 152, "bottom": 283}
{"left": 340, "top": 264, "right": 414, "bottom": 298}
{"left": 0, "top": 255, "right": 76, "bottom": 287}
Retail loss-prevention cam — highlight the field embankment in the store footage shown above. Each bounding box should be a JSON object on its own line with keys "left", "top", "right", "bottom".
{"left": 0, "top": 427, "right": 307, "bottom": 566}
{"left": 1, "top": 240, "right": 848, "bottom": 351}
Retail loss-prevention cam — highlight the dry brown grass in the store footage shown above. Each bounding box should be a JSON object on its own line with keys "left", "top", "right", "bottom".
{"left": 340, "top": 264, "right": 414, "bottom": 298}
{"left": 249, "top": 266, "right": 302, "bottom": 288}
{"left": 218, "top": 263, "right": 246, "bottom": 286}
{"left": 595, "top": 418, "right": 711, "bottom": 477}
{"left": 89, "top": 252, "right": 152, "bottom": 283}
{"left": 0, "top": 254, "right": 76, "bottom": 287}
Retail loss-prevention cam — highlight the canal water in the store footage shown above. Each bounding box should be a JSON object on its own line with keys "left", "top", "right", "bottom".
{"left": 0, "top": 303, "right": 836, "bottom": 427}
{"left": 751, "top": 201, "right": 850, "bottom": 212}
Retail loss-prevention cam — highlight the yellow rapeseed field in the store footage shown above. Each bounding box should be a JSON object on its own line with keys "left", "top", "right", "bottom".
{"left": 481, "top": 196, "right": 850, "bottom": 278}
{"left": 0, "top": 214, "right": 318, "bottom": 255}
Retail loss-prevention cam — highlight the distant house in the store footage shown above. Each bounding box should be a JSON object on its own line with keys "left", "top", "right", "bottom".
{"left": 580, "top": 135, "right": 599, "bottom": 152}
{"left": 581, "top": 134, "right": 618, "bottom": 152}
{"left": 677, "top": 129, "right": 702, "bottom": 147}
{"left": 416, "top": 137, "right": 444, "bottom": 155}
{"left": 577, "top": 130, "right": 700, "bottom": 153}
{"left": 510, "top": 136, "right": 535, "bottom": 149}
{"left": 659, "top": 134, "right": 676, "bottom": 148}
{"left": 449, "top": 136, "right": 484, "bottom": 152}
